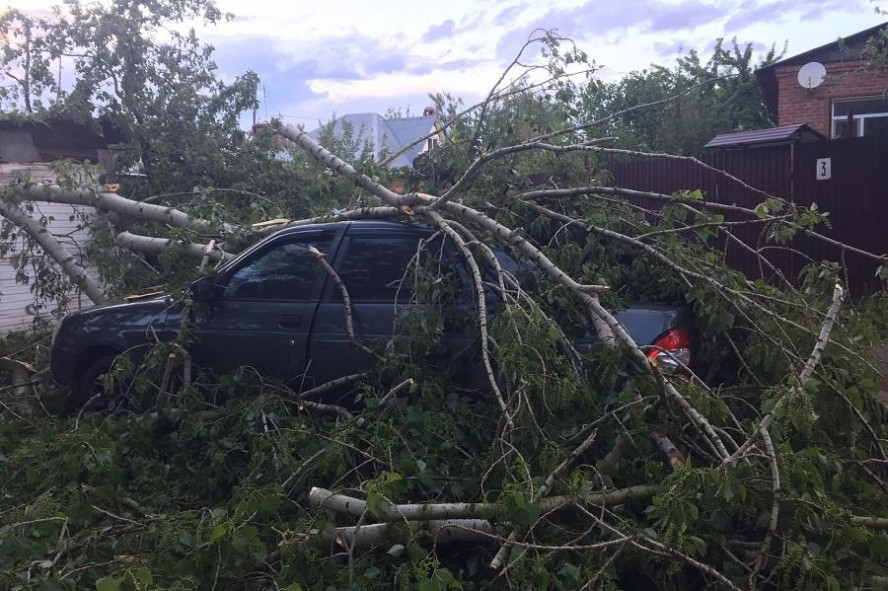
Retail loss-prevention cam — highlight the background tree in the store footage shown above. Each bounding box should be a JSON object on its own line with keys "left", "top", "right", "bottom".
{"left": 580, "top": 39, "right": 780, "bottom": 154}
{"left": 0, "top": 9, "right": 59, "bottom": 114}
{"left": 0, "top": 0, "right": 363, "bottom": 298}
{"left": 0, "top": 1, "right": 328, "bottom": 213}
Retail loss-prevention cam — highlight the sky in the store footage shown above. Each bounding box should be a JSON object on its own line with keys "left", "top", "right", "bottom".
{"left": 6, "top": 0, "right": 884, "bottom": 128}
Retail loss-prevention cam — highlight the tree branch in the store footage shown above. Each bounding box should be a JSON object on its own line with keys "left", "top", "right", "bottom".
{"left": 0, "top": 201, "right": 107, "bottom": 305}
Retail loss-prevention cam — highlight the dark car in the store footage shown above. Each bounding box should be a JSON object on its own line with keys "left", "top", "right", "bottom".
{"left": 51, "top": 221, "right": 693, "bottom": 406}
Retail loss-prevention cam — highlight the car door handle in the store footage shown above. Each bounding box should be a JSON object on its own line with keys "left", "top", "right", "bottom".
{"left": 279, "top": 314, "right": 302, "bottom": 328}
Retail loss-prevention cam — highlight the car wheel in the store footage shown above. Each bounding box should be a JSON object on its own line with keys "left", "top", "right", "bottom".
{"left": 68, "top": 353, "right": 124, "bottom": 413}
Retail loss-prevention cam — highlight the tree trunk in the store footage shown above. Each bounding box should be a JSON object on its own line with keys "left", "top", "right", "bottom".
{"left": 0, "top": 201, "right": 108, "bottom": 305}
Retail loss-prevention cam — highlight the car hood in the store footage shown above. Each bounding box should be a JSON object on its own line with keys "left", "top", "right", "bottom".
{"left": 70, "top": 295, "right": 177, "bottom": 319}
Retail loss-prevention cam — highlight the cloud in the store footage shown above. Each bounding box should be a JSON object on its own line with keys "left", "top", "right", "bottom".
{"left": 652, "top": 40, "right": 687, "bottom": 60}
{"left": 213, "top": 33, "right": 411, "bottom": 82}
{"left": 494, "top": 0, "right": 727, "bottom": 61}
{"left": 649, "top": 2, "right": 723, "bottom": 32}
{"left": 195, "top": 0, "right": 877, "bottom": 124}
{"left": 422, "top": 19, "right": 456, "bottom": 42}
{"left": 210, "top": 36, "right": 326, "bottom": 117}
{"left": 724, "top": 0, "right": 784, "bottom": 30}
{"left": 724, "top": 0, "right": 858, "bottom": 32}
{"left": 207, "top": 30, "right": 496, "bottom": 122}
{"left": 800, "top": 0, "right": 865, "bottom": 21}
{"left": 438, "top": 57, "right": 486, "bottom": 71}
{"left": 494, "top": 3, "right": 527, "bottom": 26}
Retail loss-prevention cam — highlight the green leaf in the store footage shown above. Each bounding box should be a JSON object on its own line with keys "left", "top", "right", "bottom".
{"left": 366, "top": 491, "right": 388, "bottom": 517}
{"left": 209, "top": 524, "right": 227, "bottom": 543}
{"left": 871, "top": 534, "right": 888, "bottom": 559}
{"left": 558, "top": 562, "right": 580, "bottom": 582}
{"left": 546, "top": 324, "right": 561, "bottom": 342}
{"left": 685, "top": 535, "right": 707, "bottom": 557}
{"left": 387, "top": 543, "right": 406, "bottom": 557}
{"left": 710, "top": 510, "right": 728, "bottom": 531}
{"left": 129, "top": 568, "right": 153, "bottom": 585}
{"left": 95, "top": 577, "right": 120, "bottom": 591}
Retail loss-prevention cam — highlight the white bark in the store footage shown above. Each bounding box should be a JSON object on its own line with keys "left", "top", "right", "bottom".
{"left": 310, "top": 487, "right": 488, "bottom": 521}
{"left": 0, "top": 201, "right": 108, "bottom": 305}
{"left": 0, "top": 357, "right": 34, "bottom": 400}
{"left": 309, "top": 484, "right": 657, "bottom": 522}
{"left": 271, "top": 126, "right": 415, "bottom": 209}
{"left": 274, "top": 125, "right": 612, "bottom": 341}
{"left": 115, "top": 232, "right": 230, "bottom": 263}
{"left": 320, "top": 519, "right": 493, "bottom": 552}
{"left": 19, "top": 185, "right": 233, "bottom": 235}
{"left": 727, "top": 283, "right": 845, "bottom": 462}
{"left": 489, "top": 428, "right": 599, "bottom": 570}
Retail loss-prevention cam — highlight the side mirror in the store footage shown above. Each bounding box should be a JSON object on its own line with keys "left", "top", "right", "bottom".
{"left": 190, "top": 275, "right": 221, "bottom": 301}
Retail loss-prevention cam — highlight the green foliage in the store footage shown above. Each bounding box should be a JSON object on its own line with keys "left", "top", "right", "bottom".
{"left": 580, "top": 39, "right": 780, "bottom": 154}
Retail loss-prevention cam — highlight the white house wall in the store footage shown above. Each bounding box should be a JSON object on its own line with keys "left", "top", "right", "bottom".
{"left": 0, "top": 163, "right": 100, "bottom": 334}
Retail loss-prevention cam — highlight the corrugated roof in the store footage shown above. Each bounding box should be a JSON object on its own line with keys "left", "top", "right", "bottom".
{"left": 386, "top": 115, "right": 437, "bottom": 167}
{"left": 309, "top": 113, "right": 438, "bottom": 168}
{"left": 704, "top": 124, "right": 825, "bottom": 149}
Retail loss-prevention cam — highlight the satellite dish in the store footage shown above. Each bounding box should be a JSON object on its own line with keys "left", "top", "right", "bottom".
{"left": 797, "top": 62, "right": 826, "bottom": 89}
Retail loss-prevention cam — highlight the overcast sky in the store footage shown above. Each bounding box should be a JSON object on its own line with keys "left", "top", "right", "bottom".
{"left": 8, "top": 0, "right": 884, "bottom": 127}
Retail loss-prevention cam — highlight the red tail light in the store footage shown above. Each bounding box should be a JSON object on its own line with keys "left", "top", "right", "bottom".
{"left": 647, "top": 325, "right": 692, "bottom": 373}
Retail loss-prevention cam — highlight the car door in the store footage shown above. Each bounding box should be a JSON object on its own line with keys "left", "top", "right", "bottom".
{"left": 189, "top": 228, "right": 342, "bottom": 385}
{"left": 307, "top": 227, "right": 473, "bottom": 389}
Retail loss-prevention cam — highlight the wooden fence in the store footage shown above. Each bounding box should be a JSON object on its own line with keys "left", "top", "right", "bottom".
{"left": 606, "top": 136, "right": 888, "bottom": 296}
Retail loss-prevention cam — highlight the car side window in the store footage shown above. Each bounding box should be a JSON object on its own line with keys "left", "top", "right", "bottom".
{"left": 333, "top": 236, "right": 421, "bottom": 302}
{"left": 225, "top": 237, "right": 333, "bottom": 300}
{"left": 333, "top": 234, "right": 470, "bottom": 303}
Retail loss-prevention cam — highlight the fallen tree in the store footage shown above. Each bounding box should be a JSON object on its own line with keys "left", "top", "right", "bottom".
{"left": 1, "top": 29, "right": 887, "bottom": 591}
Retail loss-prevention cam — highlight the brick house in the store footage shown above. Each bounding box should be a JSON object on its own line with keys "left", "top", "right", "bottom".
{"left": 756, "top": 23, "right": 888, "bottom": 139}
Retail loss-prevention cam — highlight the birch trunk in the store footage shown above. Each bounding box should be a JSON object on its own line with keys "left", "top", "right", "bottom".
{"left": 0, "top": 201, "right": 108, "bottom": 305}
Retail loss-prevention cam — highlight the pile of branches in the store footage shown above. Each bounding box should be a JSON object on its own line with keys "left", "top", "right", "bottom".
{"left": 2, "top": 37, "right": 888, "bottom": 591}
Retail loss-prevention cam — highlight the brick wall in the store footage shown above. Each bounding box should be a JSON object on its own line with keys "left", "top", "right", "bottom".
{"left": 774, "top": 59, "right": 888, "bottom": 136}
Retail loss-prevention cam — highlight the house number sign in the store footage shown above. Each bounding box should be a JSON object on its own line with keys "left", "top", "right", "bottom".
{"left": 816, "top": 158, "right": 831, "bottom": 181}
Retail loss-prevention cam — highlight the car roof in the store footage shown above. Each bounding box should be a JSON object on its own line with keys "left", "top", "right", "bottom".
{"left": 267, "top": 219, "right": 435, "bottom": 240}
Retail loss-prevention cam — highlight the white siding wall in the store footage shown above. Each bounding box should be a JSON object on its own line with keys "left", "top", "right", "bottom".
{"left": 0, "top": 163, "right": 99, "bottom": 334}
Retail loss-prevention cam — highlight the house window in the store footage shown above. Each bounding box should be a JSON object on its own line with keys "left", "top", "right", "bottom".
{"left": 832, "top": 97, "right": 888, "bottom": 138}
{"left": 427, "top": 136, "right": 439, "bottom": 151}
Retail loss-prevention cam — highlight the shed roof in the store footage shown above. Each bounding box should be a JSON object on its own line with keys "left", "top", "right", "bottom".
{"left": 0, "top": 117, "right": 125, "bottom": 149}
{"left": 704, "top": 124, "right": 825, "bottom": 149}
{"left": 0, "top": 117, "right": 125, "bottom": 164}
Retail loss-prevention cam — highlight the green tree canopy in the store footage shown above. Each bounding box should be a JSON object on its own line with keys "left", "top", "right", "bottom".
{"left": 580, "top": 39, "right": 780, "bottom": 155}
{"left": 0, "top": 0, "right": 326, "bottom": 216}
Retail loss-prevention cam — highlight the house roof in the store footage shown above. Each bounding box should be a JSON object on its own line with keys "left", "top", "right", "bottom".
{"left": 755, "top": 22, "right": 888, "bottom": 118}
{"left": 0, "top": 117, "right": 125, "bottom": 163}
{"left": 704, "top": 124, "right": 825, "bottom": 149}
{"left": 0, "top": 117, "right": 124, "bottom": 149}
{"left": 310, "top": 113, "right": 439, "bottom": 168}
